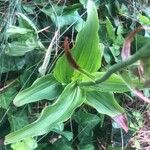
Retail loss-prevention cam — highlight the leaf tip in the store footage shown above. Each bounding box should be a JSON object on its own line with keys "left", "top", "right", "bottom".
{"left": 13, "top": 98, "right": 22, "bottom": 107}
{"left": 113, "top": 114, "right": 128, "bottom": 133}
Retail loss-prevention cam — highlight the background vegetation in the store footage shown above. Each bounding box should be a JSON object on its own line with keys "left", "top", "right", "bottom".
{"left": 0, "top": 0, "right": 150, "bottom": 149}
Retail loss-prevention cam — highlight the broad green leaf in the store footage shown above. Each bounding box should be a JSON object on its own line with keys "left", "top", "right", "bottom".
{"left": 17, "top": 13, "right": 37, "bottom": 32}
{"left": 11, "top": 137, "right": 37, "bottom": 150}
{"left": 8, "top": 111, "right": 29, "bottom": 132}
{"left": 52, "top": 123, "right": 73, "bottom": 141}
{"left": 5, "top": 39, "right": 40, "bottom": 56}
{"left": 81, "top": 72, "right": 143, "bottom": 93}
{"left": 85, "top": 90, "right": 124, "bottom": 118}
{"left": 41, "top": 4, "right": 83, "bottom": 29}
{"left": 5, "top": 14, "right": 44, "bottom": 56}
{"left": 73, "top": 110, "right": 100, "bottom": 145}
{"left": 54, "top": 0, "right": 101, "bottom": 83}
{"left": 6, "top": 26, "right": 33, "bottom": 36}
{"left": 0, "top": 53, "right": 25, "bottom": 73}
{"left": 5, "top": 83, "right": 85, "bottom": 144}
{"left": 14, "top": 74, "right": 63, "bottom": 106}
{"left": 0, "top": 82, "right": 18, "bottom": 109}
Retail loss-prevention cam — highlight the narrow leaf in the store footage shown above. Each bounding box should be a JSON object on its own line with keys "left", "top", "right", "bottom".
{"left": 14, "top": 74, "right": 63, "bottom": 106}
{"left": 121, "top": 73, "right": 150, "bottom": 104}
{"left": 113, "top": 114, "right": 128, "bottom": 133}
{"left": 81, "top": 72, "right": 142, "bottom": 93}
{"left": 5, "top": 39, "right": 39, "bottom": 56}
{"left": 5, "top": 83, "right": 85, "bottom": 144}
{"left": 17, "top": 13, "right": 37, "bottom": 32}
{"left": 106, "top": 17, "right": 116, "bottom": 42}
{"left": 54, "top": 0, "right": 101, "bottom": 83}
{"left": 85, "top": 90, "right": 128, "bottom": 132}
{"left": 85, "top": 90, "right": 125, "bottom": 118}
{"left": 5, "top": 13, "right": 44, "bottom": 56}
{"left": 6, "top": 26, "right": 33, "bottom": 36}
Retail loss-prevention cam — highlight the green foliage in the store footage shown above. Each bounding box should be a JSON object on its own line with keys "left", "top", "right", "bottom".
{"left": 3, "top": 0, "right": 134, "bottom": 147}
{"left": 5, "top": 13, "right": 44, "bottom": 56}
{"left": 86, "top": 91, "right": 124, "bottom": 117}
{"left": 48, "top": 137, "right": 72, "bottom": 150}
{"left": 41, "top": 4, "right": 83, "bottom": 29}
{"left": 54, "top": 0, "right": 101, "bottom": 83}
{"left": 106, "top": 17, "right": 116, "bottom": 42}
{"left": 0, "top": 83, "right": 18, "bottom": 109}
{"left": 82, "top": 72, "right": 139, "bottom": 93}
{"left": 11, "top": 137, "right": 38, "bottom": 150}
{"left": 1, "top": 0, "right": 150, "bottom": 149}
{"left": 73, "top": 110, "right": 100, "bottom": 145}
{"left": 14, "top": 74, "right": 63, "bottom": 106}
{"left": 4, "top": 0, "right": 124, "bottom": 146}
{"left": 0, "top": 53, "right": 25, "bottom": 73}
{"left": 139, "top": 14, "right": 150, "bottom": 25}
{"left": 8, "top": 111, "right": 29, "bottom": 132}
{"left": 5, "top": 83, "right": 85, "bottom": 144}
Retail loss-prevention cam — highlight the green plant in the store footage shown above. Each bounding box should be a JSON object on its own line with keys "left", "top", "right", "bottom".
{"left": 4, "top": 0, "right": 144, "bottom": 145}
{"left": 1, "top": 0, "right": 150, "bottom": 149}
